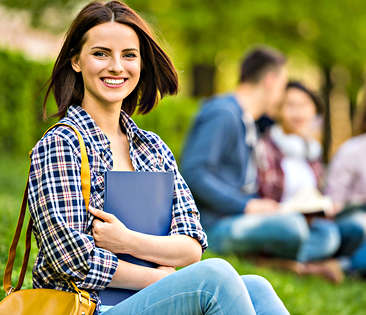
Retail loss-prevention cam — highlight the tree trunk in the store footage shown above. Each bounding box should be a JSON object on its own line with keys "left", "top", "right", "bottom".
{"left": 321, "top": 65, "right": 333, "bottom": 164}
{"left": 191, "top": 63, "right": 216, "bottom": 97}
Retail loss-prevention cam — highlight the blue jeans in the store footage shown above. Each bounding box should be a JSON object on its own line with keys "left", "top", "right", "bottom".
{"left": 207, "top": 213, "right": 340, "bottom": 262}
{"left": 335, "top": 210, "right": 366, "bottom": 256}
{"left": 349, "top": 241, "right": 366, "bottom": 274}
{"left": 99, "top": 258, "right": 289, "bottom": 315}
{"left": 335, "top": 210, "right": 366, "bottom": 273}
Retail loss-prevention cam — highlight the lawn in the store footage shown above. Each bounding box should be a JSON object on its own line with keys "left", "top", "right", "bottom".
{"left": 0, "top": 156, "right": 365, "bottom": 314}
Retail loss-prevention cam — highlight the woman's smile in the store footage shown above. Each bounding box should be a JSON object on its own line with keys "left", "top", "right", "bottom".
{"left": 101, "top": 76, "right": 128, "bottom": 88}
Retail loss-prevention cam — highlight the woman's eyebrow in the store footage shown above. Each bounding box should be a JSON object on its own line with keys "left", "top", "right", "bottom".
{"left": 91, "top": 46, "right": 139, "bottom": 53}
{"left": 123, "top": 48, "right": 139, "bottom": 53}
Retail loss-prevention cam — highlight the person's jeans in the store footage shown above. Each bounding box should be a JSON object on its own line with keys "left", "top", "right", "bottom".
{"left": 207, "top": 213, "right": 340, "bottom": 262}
{"left": 335, "top": 210, "right": 366, "bottom": 256}
{"left": 99, "top": 258, "right": 289, "bottom": 315}
{"left": 349, "top": 241, "right": 366, "bottom": 274}
{"left": 334, "top": 210, "right": 366, "bottom": 273}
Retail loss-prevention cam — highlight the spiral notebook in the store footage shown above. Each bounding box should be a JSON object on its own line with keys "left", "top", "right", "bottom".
{"left": 98, "top": 171, "right": 174, "bottom": 306}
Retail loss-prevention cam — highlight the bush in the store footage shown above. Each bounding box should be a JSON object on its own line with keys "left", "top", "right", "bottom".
{"left": 0, "top": 49, "right": 57, "bottom": 157}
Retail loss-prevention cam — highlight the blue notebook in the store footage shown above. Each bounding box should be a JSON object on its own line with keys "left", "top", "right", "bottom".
{"left": 98, "top": 171, "right": 174, "bottom": 306}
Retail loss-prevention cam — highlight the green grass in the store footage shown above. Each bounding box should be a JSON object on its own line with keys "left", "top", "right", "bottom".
{"left": 1, "top": 156, "right": 365, "bottom": 314}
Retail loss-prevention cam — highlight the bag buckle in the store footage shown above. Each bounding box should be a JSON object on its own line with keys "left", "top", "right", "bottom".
{"left": 6, "top": 287, "right": 14, "bottom": 296}
{"left": 78, "top": 291, "right": 91, "bottom": 306}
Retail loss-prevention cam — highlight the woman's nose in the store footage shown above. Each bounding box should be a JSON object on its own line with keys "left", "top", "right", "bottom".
{"left": 109, "top": 56, "right": 124, "bottom": 73}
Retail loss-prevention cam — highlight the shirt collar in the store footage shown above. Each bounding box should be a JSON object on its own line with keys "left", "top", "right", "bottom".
{"left": 119, "top": 109, "right": 149, "bottom": 143}
{"left": 65, "top": 105, "right": 110, "bottom": 152}
{"left": 65, "top": 105, "right": 150, "bottom": 152}
{"left": 241, "top": 109, "right": 258, "bottom": 147}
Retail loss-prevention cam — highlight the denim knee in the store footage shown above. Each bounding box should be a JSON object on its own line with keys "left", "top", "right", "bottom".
{"left": 241, "top": 275, "right": 274, "bottom": 293}
{"left": 195, "top": 258, "right": 238, "bottom": 280}
{"left": 312, "top": 219, "right": 341, "bottom": 257}
{"left": 190, "top": 259, "right": 260, "bottom": 314}
{"left": 280, "top": 214, "right": 309, "bottom": 251}
{"left": 194, "top": 258, "right": 243, "bottom": 289}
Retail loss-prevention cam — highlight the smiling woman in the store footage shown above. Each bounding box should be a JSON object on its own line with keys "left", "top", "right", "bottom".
{"left": 24, "top": 1, "right": 289, "bottom": 315}
{"left": 70, "top": 22, "right": 141, "bottom": 109}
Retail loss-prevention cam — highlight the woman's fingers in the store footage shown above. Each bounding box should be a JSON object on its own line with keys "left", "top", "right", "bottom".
{"left": 89, "top": 206, "right": 114, "bottom": 222}
{"left": 92, "top": 218, "right": 103, "bottom": 231}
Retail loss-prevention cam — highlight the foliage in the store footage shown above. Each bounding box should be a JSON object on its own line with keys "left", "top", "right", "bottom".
{"left": 0, "top": 0, "right": 80, "bottom": 28}
{"left": 0, "top": 49, "right": 57, "bottom": 157}
{"left": 0, "top": 156, "right": 365, "bottom": 314}
{"left": 3, "top": 0, "right": 366, "bottom": 93}
{"left": 142, "top": 0, "right": 366, "bottom": 104}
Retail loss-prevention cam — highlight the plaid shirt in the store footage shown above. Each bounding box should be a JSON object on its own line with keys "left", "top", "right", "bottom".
{"left": 256, "top": 131, "right": 323, "bottom": 202}
{"left": 28, "top": 104, "right": 207, "bottom": 309}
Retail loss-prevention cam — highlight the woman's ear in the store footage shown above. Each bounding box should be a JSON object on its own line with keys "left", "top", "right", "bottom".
{"left": 71, "top": 55, "right": 81, "bottom": 73}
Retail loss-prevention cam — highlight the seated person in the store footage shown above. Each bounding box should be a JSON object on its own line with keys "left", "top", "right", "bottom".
{"left": 257, "top": 81, "right": 342, "bottom": 281}
{"left": 326, "top": 107, "right": 366, "bottom": 275}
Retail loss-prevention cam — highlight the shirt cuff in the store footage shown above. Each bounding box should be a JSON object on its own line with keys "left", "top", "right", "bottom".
{"left": 77, "top": 240, "right": 119, "bottom": 290}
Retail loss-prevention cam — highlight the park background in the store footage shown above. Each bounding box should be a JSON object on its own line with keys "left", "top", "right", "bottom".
{"left": 0, "top": 0, "right": 365, "bottom": 314}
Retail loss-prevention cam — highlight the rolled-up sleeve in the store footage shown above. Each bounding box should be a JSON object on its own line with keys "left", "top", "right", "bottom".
{"left": 152, "top": 135, "right": 208, "bottom": 251}
{"left": 28, "top": 131, "right": 118, "bottom": 290}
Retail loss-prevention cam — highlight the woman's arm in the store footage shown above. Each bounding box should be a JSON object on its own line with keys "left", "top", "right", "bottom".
{"left": 28, "top": 130, "right": 119, "bottom": 290}
{"left": 107, "top": 259, "right": 175, "bottom": 290}
{"left": 90, "top": 207, "right": 202, "bottom": 267}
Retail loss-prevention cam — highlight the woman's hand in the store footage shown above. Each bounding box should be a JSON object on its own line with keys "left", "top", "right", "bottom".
{"left": 89, "top": 206, "right": 131, "bottom": 254}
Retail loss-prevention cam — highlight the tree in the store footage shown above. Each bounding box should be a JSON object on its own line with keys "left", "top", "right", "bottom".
{"left": 3, "top": 0, "right": 366, "bottom": 157}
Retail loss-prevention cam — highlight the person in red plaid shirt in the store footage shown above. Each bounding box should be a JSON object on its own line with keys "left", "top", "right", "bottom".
{"left": 256, "top": 81, "right": 343, "bottom": 282}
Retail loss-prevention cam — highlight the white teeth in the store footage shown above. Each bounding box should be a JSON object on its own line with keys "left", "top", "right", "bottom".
{"left": 103, "top": 78, "right": 125, "bottom": 85}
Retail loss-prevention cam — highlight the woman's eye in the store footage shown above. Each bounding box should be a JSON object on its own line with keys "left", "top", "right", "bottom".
{"left": 124, "top": 53, "right": 137, "bottom": 58}
{"left": 93, "top": 51, "right": 107, "bottom": 57}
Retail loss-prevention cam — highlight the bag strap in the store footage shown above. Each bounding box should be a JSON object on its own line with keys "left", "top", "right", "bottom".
{"left": 3, "top": 123, "right": 91, "bottom": 296}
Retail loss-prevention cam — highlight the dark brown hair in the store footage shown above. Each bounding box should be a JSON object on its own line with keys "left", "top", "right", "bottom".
{"left": 239, "top": 46, "right": 286, "bottom": 84}
{"left": 286, "top": 81, "right": 323, "bottom": 115}
{"left": 43, "top": 0, "right": 178, "bottom": 118}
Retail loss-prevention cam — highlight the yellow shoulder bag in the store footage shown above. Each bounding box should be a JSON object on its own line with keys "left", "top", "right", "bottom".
{"left": 0, "top": 123, "right": 97, "bottom": 315}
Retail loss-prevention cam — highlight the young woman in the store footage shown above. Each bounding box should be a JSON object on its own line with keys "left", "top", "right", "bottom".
{"left": 27, "top": 1, "right": 289, "bottom": 314}
{"left": 256, "top": 81, "right": 342, "bottom": 282}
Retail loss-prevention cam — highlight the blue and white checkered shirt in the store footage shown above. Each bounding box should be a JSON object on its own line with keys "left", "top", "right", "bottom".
{"left": 28, "top": 104, "right": 207, "bottom": 309}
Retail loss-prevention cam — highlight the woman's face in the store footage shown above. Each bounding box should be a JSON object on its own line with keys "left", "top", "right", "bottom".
{"left": 71, "top": 22, "right": 141, "bottom": 109}
{"left": 280, "top": 88, "right": 317, "bottom": 137}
